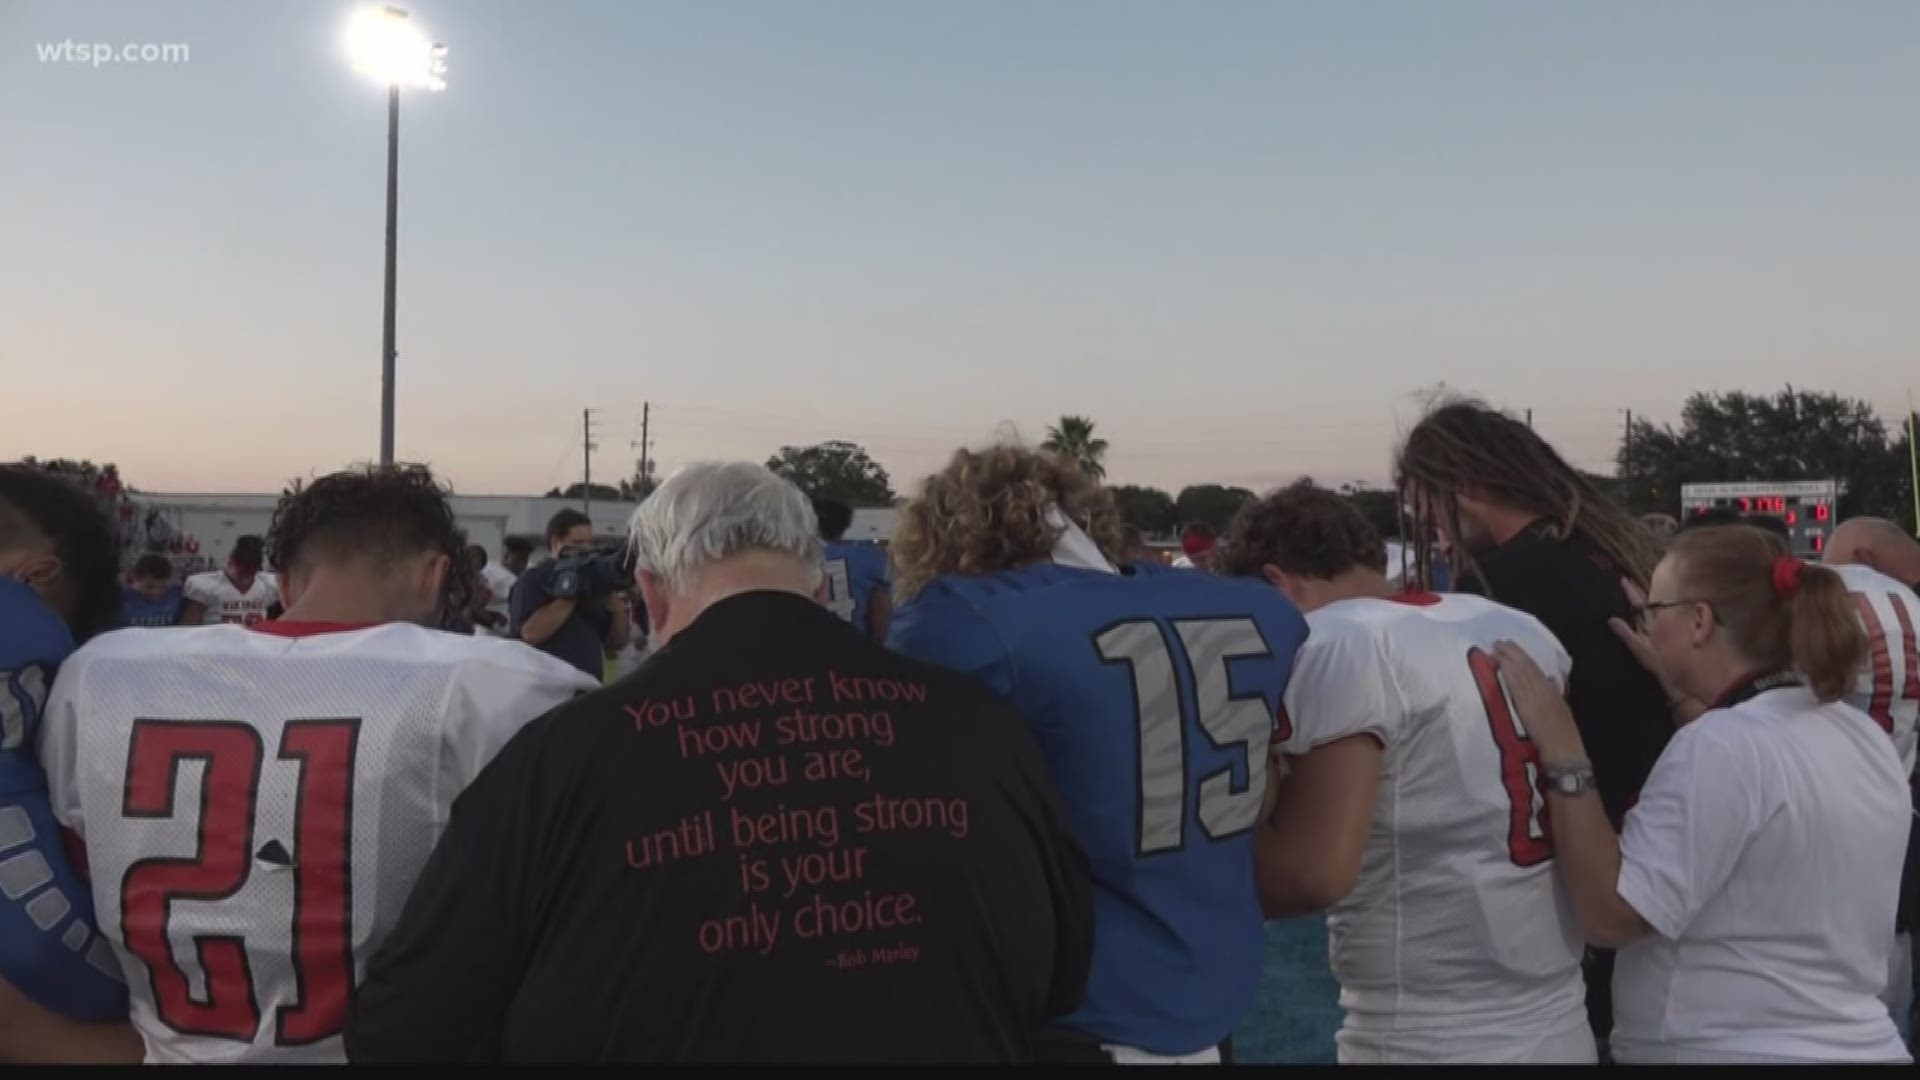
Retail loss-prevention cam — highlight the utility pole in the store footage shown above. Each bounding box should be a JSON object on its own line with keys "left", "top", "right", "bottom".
{"left": 638, "top": 402, "right": 650, "bottom": 493}
{"left": 582, "top": 408, "right": 599, "bottom": 517}
{"left": 1525, "top": 407, "right": 1533, "bottom": 429}
{"left": 379, "top": 84, "right": 399, "bottom": 466}
{"left": 1621, "top": 409, "right": 1633, "bottom": 506}
{"left": 629, "top": 402, "right": 656, "bottom": 498}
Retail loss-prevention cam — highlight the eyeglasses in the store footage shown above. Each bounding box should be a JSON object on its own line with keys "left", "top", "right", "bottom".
{"left": 1629, "top": 598, "right": 1713, "bottom": 629}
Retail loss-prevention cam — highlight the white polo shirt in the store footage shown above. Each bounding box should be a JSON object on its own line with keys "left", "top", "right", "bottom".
{"left": 1611, "top": 684, "right": 1912, "bottom": 1063}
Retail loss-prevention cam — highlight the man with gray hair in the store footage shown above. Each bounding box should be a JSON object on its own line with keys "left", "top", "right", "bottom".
{"left": 348, "top": 462, "right": 1093, "bottom": 1063}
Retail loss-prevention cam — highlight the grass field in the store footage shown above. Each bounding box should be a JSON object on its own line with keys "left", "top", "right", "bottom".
{"left": 1233, "top": 916, "right": 1342, "bottom": 1064}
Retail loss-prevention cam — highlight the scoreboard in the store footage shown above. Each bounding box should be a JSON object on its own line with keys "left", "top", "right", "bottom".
{"left": 1679, "top": 480, "right": 1841, "bottom": 556}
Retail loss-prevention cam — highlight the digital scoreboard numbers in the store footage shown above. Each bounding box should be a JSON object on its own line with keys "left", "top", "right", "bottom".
{"left": 1679, "top": 480, "right": 1842, "bottom": 556}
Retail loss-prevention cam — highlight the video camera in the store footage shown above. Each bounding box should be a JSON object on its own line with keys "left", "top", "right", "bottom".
{"left": 548, "top": 539, "right": 636, "bottom": 601}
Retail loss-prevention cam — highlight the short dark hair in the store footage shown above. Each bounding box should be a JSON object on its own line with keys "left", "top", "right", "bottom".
{"left": 546, "top": 509, "right": 591, "bottom": 544}
{"left": 1217, "top": 480, "right": 1386, "bottom": 580}
{"left": 1118, "top": 524, "right": 1144, "bottom": 549}
{"left": 466, "top": 542, "right": 488, "bottom": 565}
{"left": 230, "top": 535, "right": 266, "bottom": 572}
{"left": 812, "top": 497, "right": 854, "bottom": 541}
{"left": 267, "top": 464, "right": 471, "bottom": 618}
{"left": 133, "top": 554, "right": 174, "bottom": 581}
{"left": 503, "top": 537, "right": 534, "bottom": 558}
{"left": 1746, "top": 514, "right": 1792, "bottom": 544}
{"left": 0, "top": 464, "right": 123, "bottom": 641}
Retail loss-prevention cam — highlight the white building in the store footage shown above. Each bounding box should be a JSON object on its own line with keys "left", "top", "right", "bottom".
{"left": 129, "top": 492, "right": 899, "bottom": 576}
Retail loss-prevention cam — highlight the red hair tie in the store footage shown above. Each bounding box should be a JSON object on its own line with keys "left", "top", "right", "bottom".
{"left": 1771, "top": 555, "right": 1805, "bottom": 598}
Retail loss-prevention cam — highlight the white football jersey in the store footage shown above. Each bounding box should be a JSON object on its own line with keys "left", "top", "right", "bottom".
{"left": 479, "top": 563, "right": 518, "bottom": 630}
{"left": 1827, "top": 563, "right": 1920, "bottom": 776}
{"left": 1277, "top": 592, "right": 1590, "bottom": 1062}
{"left": 182, "top": 572, "right": 280, "bottom": 627}
{"left": 38, "top": 622, "right": 597, "bottom": 1063}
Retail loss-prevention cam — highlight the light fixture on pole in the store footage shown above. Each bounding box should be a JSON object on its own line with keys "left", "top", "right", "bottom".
{"left": 344, "top": 6, "right": 446, "bottom": 466}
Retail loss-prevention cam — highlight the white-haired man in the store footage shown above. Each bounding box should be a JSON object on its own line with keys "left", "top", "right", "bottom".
{"left": 347, "top": 462, "right": 1093, "bottom": 1063}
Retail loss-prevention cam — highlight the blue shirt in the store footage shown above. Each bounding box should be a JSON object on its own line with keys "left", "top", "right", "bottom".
{"left": 822, "top": 540, "right": 891, "bottom": 635}
{"left": 509, "top": 561, "right": 611, "bottom": 680}
{"left": 0, "top": 577, "right": 128, "bottom": 1020}
{"left": 119, "top": 584, "right": 183, "bottom": 628}
{"left": 888, "top": 562, "right": 1307, "bottom": 1054}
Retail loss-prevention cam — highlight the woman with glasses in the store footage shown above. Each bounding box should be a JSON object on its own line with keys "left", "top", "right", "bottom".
{"left": 1494, "top": 525, "right": 1912, "bottom": 1063}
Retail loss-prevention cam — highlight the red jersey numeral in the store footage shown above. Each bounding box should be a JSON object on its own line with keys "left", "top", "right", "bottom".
{"left": 119, "top": 718, "right": 361, "bottom": 1045}
{"left": 1467, "top": 647, "right": 1552, "bottom": 867}
{"left": 1852, "top": 593, "right": 1920, "bottom": 735}
{"left": 122, "top": 722, "right": 263, "bottom": 1040}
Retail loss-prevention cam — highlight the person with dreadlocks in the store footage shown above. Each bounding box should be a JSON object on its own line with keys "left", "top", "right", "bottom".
{"left": 37, "top": 464, "right": 596, "bottom": 1063}
{"left": 1219, "top": 481, "right": 1593, "bottom": 1063}
{"left": 886, "top": 445, "right": 1308, "bottom": 1063}
{"left": 1396, "top": 399, "right": 1672, "bottom": 1055}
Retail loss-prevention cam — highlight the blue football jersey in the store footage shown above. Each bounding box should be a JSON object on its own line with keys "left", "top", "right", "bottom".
{"left": 888, "top": 562, "right": 1308, "bottom": 1055}
{"left": 822, "top": 540, "right": 891, "bottom": 635}
{"left": 119, "top": 584, "right": 184, "bottom": 628}
{"left": 0, "top": 577, "right": 128, "bottom": 1020}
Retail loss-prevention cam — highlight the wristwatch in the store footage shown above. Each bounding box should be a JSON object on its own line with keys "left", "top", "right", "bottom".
{"left": 1543, "top": 760, "right": 1599, "bottom": 797}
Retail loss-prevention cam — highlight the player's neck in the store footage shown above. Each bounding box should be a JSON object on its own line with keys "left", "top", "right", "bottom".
{"left": 1890, "top": 553, "right": 1920, "bottom": 588}
{"left": 1315, "top": 567, "right": 1395, "bottom": 607}
{"left": 654, "top": 553, "right": 819, "bottom": 645}
{"left": 277, "top": 569, "right": 413, "bottom": 626}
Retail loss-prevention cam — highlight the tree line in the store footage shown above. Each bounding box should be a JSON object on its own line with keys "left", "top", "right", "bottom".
{"left": 25, "top": 389, "right": 1917, "bottom": 538}
{"left": 757, "top": 392, "right": 1920, "bottom": 539}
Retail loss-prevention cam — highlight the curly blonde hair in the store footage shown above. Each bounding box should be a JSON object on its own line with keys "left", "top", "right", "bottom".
{"left": 892, "top": 445, "right": 1122, "bottom": 600}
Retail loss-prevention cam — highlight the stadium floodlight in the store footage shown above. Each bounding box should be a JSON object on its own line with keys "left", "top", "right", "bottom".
{"left": 343, "top": 5, "right": 447, "bottom": 466}
{"left": 345, "top": 6, "right": 447, "bottom": 92}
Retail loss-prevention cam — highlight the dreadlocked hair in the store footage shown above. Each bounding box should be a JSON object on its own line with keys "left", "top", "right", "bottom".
{"left": 1395, "top": 398, "right": 1656, "bottom": 596}
{"left": 266, "top": 463, "right": 472, "bottom": 622}
{"left": 892, "top": 445, "right": 1122, "bottom": 601}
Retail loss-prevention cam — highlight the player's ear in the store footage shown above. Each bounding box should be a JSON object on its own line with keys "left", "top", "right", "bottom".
{"left": 1260, "top": 564, "right": 1287, "bottom": 590}
{"left": 12, "top": 553, "right": 74, "bottom": 620}
{"left": 421, "top": 551, "right": 451, "bottom": 609}
{"left": 12, "top": 552, "right": 61, "bottom": 590}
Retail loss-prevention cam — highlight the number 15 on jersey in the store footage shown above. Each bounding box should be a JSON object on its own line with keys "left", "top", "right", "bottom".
{"left": 1095, "top": 617, "right": 1278, "bottom": 856}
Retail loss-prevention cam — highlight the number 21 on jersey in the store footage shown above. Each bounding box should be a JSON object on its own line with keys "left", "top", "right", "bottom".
{"left": 1095, "top": 617, "right": 1276, "bottom": 856}
{"left": 121, "top": 718, "right": 359, "bottom": 1045}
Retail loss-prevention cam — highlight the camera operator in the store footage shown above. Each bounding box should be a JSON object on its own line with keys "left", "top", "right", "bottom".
{"left": 510, "top": 509, "right": 629, "bottom": 680}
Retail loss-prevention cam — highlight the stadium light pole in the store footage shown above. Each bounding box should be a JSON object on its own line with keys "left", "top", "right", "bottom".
{"left": 345, "top": 6, "right": 446, "bottom": 466}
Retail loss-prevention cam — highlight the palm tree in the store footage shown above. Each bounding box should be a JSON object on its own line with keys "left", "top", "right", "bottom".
{"left": 1042, "top": 415, "right": 1109, "bottom": 480}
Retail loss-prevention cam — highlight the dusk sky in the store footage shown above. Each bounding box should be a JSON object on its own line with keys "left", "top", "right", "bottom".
{"left": 4, "top": 0, "right": 1916, "bottom": 497}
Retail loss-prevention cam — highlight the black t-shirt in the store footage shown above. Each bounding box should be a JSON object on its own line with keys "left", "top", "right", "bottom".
{"left": 347, "top": 590, "right": 1092, "bottom": 1063}
{"left": 1458, "top": 522, "right": 1672, "bottom": 828}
